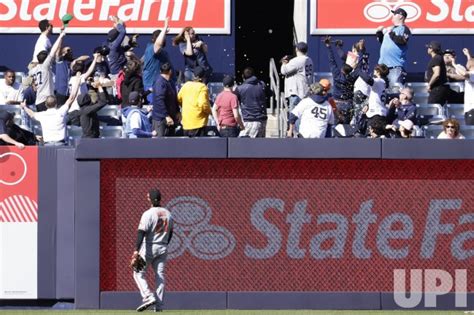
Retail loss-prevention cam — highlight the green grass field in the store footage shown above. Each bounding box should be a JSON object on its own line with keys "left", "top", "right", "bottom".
{"left": 0, "top": 310, "right": 471, "bottom": 315}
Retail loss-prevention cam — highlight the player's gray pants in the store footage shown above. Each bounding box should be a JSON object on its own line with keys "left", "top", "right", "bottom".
{"left": 133, "top": 246, "right": 168, "bottom": 308}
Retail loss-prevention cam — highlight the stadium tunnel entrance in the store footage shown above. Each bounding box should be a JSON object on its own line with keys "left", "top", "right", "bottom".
{"left": 235, "top": 0, "right": 294, "bottom": 83}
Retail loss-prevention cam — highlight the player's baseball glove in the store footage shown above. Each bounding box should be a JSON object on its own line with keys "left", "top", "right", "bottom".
{"left": 130, "top": 254, "right": 146, "bottom": 272}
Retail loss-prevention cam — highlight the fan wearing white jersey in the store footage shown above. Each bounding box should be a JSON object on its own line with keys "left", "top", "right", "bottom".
{"left": 132, "top": 188, "right": 173, "bottom": 313}
{"left": 287, "top": 83, "right": 334, "bottom": 138}
{"left": 280, "top": 42, "right": 314, "bottom": 111}
{"left": 356, "top": 64, "right": 390, "bottom": 135}
{"left": 29, "top": 29, "right": 66, "bottom": 112}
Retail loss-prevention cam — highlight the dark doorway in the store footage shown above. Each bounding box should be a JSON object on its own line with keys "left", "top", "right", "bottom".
{"left": 235, "top": 0, "right": 294, "bottom": 83}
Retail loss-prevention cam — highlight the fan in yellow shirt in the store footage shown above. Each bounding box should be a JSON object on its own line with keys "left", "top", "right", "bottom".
{"left": 177, "top": 66, "right": 211, "bottom": 137}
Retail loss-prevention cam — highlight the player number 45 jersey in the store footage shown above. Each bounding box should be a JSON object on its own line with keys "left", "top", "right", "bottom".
{"left": 138, "top": 207, "right": 173, "bottom": 245}
{"left": 291, "top": 97, "right": 334, "bottom": 139}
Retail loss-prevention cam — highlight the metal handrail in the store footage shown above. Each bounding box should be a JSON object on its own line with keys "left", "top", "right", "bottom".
{"left": 269, "top": 58, "right": 280, "bottom": 116}
{"left": 269, "top": 58, "right": 288, "bottom": 137}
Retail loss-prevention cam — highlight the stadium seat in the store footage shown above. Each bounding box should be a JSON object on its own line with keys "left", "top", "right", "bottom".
{"left": 67, "top": 125, "right": 83, "bottom": 145}
{"left": 450, "top": 115, "right": 466, "bottom": 125}
{"left": 2, "top": 104, "right": 21, "bottom": 116}
{"left": 313, "top": 72, "right": 333, "bottom": 86}
{"left": 390, "top": 82, "right": 403, "bottom": 93}
{"left": 412, "top": 92, "right": 429, "bottom": 105}
{"left": 445, "top": 104, "right": 464, "bottom": 117}
{"left": 97, "top": 105, "right": 120, "bottom": 118}
{"left": 100, "top": 126, "right": 123, "bottom": 138}
{"left": 407, "top": 82, "right": 429, "bottom": 94}
{"left": 97, "top": 105, "right": 121, "bottom": 126}
{"left": 32, "top": 121, "right": 42, "bottom": 136}
{"left": 15, "top": 72, "right": 25, "bottom": 83}
{"left": 208, "top": 82, "right": 224, "bottom": 100}
{"left": 448, "top": 82, "right": 463, "bottom": 93}
{"left": 415, "top": 104, "right": 445, "bottom": 125}
{"left": 423, "top": 125, "right": 443, "bottom": 139}
{"left": 13, "top": 116, "right": 21, "bottom": 125}
{"left": 416, "top": 104, "right": 443, "bottom": 116}
{"left": 460, "top": 126, "right": 474, "bottom": 139}
{"left": 67, "top": 125, "right": 83, "bottom": 138}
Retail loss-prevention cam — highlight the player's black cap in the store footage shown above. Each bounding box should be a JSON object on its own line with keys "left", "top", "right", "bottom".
{"left": 149, "top": 189, "right": 161, "bottom": 203}
{"left": 443, "top": 49, "right": 456, "bottom": 57}
{"left": 391, "top": 8, "right": 407, "bottom": 18}
{"left": 129, "top": 91, "right": 141, "bottom": 106}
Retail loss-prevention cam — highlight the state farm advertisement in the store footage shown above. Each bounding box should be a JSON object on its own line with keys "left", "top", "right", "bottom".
{"left": 0, "top": 147, "right": 38, "bottom": 299}
{"left": 0, "top": 0, "right": 230, "bottom": 34}
{"left": 311, "top": 0, "right": 474, "bottom": 34}
{"left": 99, "top": 159, "right": 474, "bottom": 292}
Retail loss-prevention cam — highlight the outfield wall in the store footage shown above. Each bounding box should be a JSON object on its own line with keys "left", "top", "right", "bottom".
{"left": 5, "top": 139, "right": 474, "bottom": 310}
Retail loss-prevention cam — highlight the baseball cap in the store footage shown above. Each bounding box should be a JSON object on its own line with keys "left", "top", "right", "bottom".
{"left": 426, "top": 41, "right": 442, "bottom": 51}
{"left": 129, "top": 91, "right": 141, "bottom": 105}
{"left": 193, "top": 66, "right": 206, "bottom": 79}
{"left": 391, "top": 8, "right": 407, "bottom": 18}
{"left": 61, "top": 13, "right": 74, "bottom": 26}
{"left": 443, "top": 49, "right": 456, "bottom": 57}
{"left": 222, "top": 75, "right": 234, "bottom": 87}
{"left": 399, "top": 119, "right": 414, "bottom": 131}
{"left": 149, "top": 189, "right": 161, "bottom": 203}
{"left": 296, "top": 42, "right": 308, "bottom": 54}
{"left": 94, "top": 45, "right": 110, "bottom": 56}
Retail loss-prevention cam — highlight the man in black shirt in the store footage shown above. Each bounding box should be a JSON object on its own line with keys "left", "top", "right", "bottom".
{"left": 0, "top": 110, "right": 25, "bottom": 148}
{"left": 78, "top": 83, "right": 108, "bottom": 138}
{"left": 426, "top": 41, "right": 449, "bottom": 105}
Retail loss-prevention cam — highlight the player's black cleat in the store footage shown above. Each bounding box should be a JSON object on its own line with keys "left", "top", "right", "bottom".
{"left": 136, "top": 299, "right": 156, "bottom": 312}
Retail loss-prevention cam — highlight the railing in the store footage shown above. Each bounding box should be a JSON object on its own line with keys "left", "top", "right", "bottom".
{"left": 269, "top": 58, "right": 280, "bottom": 115}
{"left": 269, "top": 58, "right": 288, "bottom": 137}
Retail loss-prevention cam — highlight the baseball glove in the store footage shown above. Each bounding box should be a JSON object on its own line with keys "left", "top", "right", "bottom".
{"left": 130, "top": 254, "right": 146, "bottom": 272}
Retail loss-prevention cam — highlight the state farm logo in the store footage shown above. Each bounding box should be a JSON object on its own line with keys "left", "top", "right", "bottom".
{"left": 0, "top": 0, "right": 231, "bottom": 34}
{"left": 0, "top": 0, "right": 196, "bottom": 22}
{"left": 364, "top": 0, "right": 422, "bottom": 22}
{"left": 363, "top": 0, "right": 474, "bottom": 23}
{"left": 164, "top": 196, "right": 471, "bottom": 263}
{"left": 166, "top": 196, "right": 236, "bottom": 260}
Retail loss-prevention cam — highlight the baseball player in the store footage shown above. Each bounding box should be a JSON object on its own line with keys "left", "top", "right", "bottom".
{"left": 287, "top": 82, "right": 335, "bottom": 138}
{"left": 131, "top": 188, "right": 173, "bottom": 312}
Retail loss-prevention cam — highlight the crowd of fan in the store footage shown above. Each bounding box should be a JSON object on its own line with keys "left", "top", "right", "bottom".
{"left": 0, "top": 8, "right": 473, "bottom": 147}
{"left": 284, "top": 7, "right": 473, "bottom": 140}
{"left": 0, "top": 16, "right": 273, "bottom": 147}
